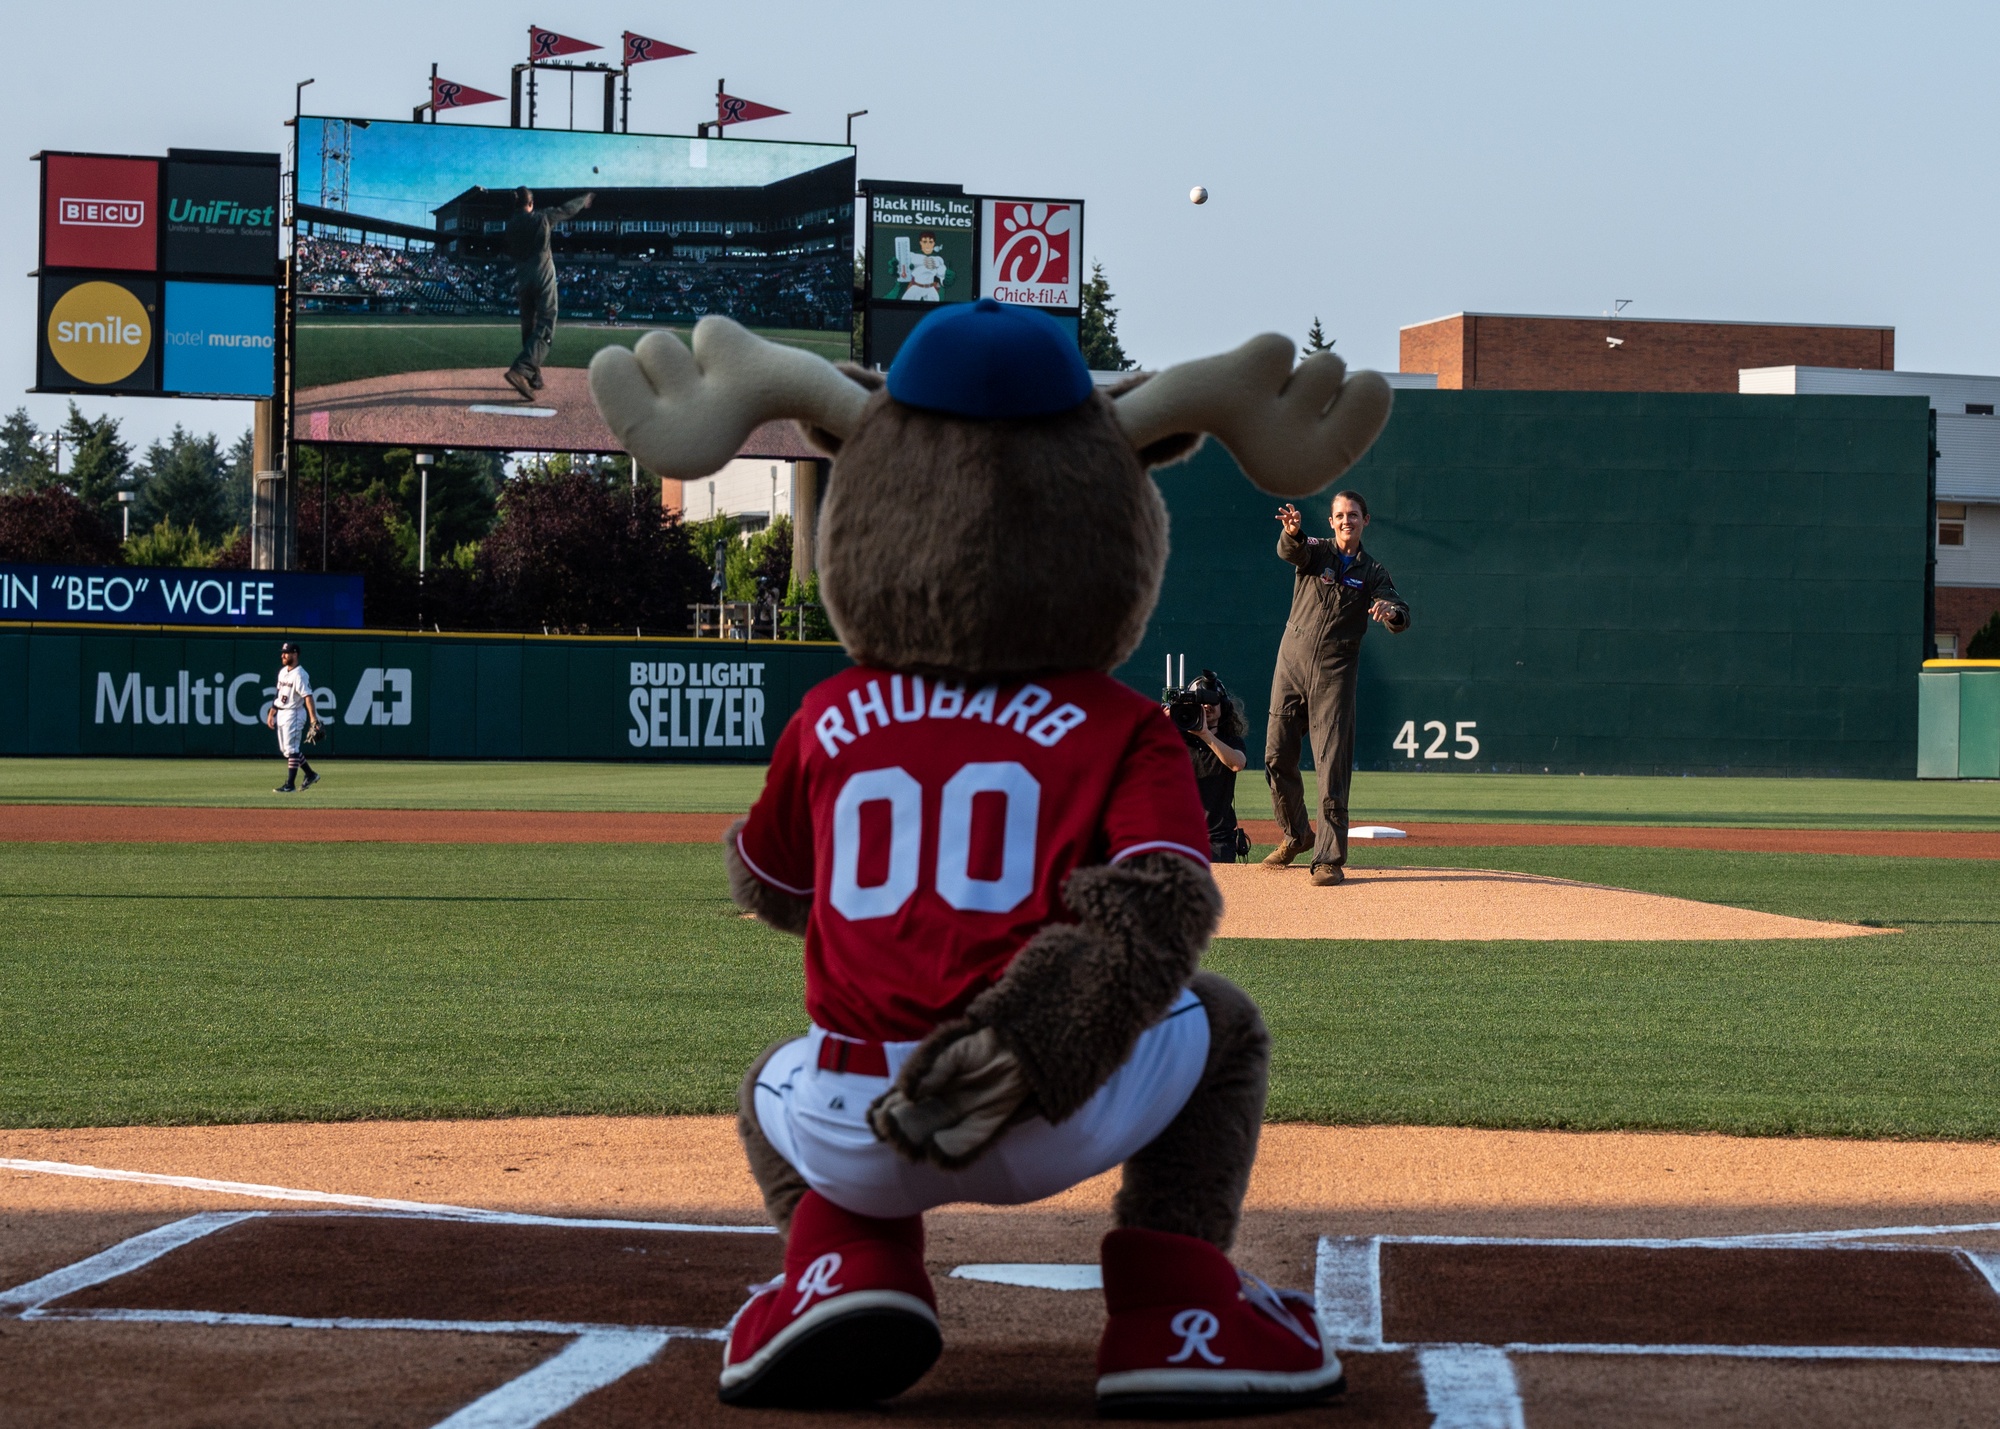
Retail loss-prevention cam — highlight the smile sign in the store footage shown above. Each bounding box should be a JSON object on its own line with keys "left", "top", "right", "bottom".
{"left": 44, "top": 279, "right": 152, "bottom": 385}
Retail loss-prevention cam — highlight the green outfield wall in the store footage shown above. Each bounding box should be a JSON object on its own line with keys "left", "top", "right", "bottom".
{"left": 0, "top": 628, "right": 850, "bottom": 761}
{"left": 1, "top": 394, "right": 1932, "bottom": 774}
{"left": 1124, "top": 391, "right": 1932, "bottom": 778}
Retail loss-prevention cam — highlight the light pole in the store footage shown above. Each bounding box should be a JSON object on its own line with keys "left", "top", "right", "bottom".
{"left": 414, "top": 451, "right": 434, "bottom": 628}
{"left": 116, "top": 490, "right": 134, "bottom": 541}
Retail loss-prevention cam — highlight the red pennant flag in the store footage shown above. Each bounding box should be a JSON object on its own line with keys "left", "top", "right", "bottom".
{"left": 623, "top": 31, "right": 693, "bottom": 65}
{"left": 529, "top": 25, "right": 600, "bottom": 60}
{"left": 433, "top": 77, "right": 504, "bottom": 110}
{"left": 716, "top": 93, "right": 788, "bottom": 126}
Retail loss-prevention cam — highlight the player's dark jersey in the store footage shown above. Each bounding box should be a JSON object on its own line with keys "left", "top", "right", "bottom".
{"left": 736, "top": 667, "right": 1211, "bottom": 1040}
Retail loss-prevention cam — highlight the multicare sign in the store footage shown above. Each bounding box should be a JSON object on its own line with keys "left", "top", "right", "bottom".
{"left": 34, "top": 147, "right": 279, "bottom": 399}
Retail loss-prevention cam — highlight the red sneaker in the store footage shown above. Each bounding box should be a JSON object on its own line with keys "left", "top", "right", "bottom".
{"left": 718, "top": 1190, "right": 942, "bottom": 1407}
{"left": 1096, "top": 1227, "right": 1344, "bottom": 1417}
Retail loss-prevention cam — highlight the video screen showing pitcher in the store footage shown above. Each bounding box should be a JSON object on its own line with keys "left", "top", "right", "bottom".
{"left": 290, "top": 118, "right": 854, "bottom": 452}
{"left": 502, "top": 186, "right": 593, "bottom": 401}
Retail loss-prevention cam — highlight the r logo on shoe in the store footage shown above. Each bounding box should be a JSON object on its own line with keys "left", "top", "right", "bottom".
{"left": 1166, "top": 1308, "right": 1224, "bottom": 1364}
{"left": 793, "top": 1251, "right": 845, "bottom": 1313}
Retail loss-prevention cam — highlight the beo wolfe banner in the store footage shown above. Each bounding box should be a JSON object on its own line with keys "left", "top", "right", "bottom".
{"left": 0, "top": 563, "right": 362, "bottom": 627}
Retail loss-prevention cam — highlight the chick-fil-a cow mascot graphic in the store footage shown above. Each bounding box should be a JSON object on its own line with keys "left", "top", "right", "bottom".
{"left": 590, "top": 298, "right": 1391, "bottom": 1414}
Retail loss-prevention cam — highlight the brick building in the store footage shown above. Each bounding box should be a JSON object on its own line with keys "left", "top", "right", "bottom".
{"left": 1400, "top": 312, "right": 1894, "bottom": 393}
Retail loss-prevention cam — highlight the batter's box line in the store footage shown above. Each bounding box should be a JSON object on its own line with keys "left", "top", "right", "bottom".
{"left": 1316, "top": 1233, "right": 2000, "bottom": 1429}
{"left": 0, "top": 1157, "right": 776, "bottom": 1235}
{"left": 0, "top": 1209, "right": 736, "bottom": 1429}
{"left": 1313, "top": 1233, "right": 2000, "bottom": 1352}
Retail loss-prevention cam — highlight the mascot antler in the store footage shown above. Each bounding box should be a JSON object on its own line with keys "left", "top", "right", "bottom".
{"left": 590, "top": 317, "right": 1392, "bottom": 496}
{"left": 1113, "top": 335, "right": 1394, "bottom": 497}
{"left": 589, "top": 317, "right": 868, "bottom": 480}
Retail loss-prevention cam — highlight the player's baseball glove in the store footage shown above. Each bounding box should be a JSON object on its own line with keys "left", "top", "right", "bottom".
{"left": 304, "top": 723, "right": 322, "bottom": 744}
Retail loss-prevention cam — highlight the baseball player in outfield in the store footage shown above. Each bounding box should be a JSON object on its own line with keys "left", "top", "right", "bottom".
{"left": 266, "top": 641, "right": 322, "bottom": 793}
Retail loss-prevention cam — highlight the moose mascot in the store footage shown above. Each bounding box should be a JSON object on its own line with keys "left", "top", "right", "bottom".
{"left": 590, "top": 298, "right": 1391, "bottom": 1416}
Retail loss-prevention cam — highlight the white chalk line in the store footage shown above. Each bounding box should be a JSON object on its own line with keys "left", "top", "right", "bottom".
{"left": 0, "top": 1158, "right": 774, "bottom": 1234}
{"left": 1372, "top": 1230, "right": 2000, "bottom": 1251}
{"left": 0, "top": 1208, "right": 734, "bottom": 1429}
{"left": 0, "top": 1211, "right": 256, "bottom": 1312}
{"left": 1417, "top": 1345, "right": 1526, "bottom": 1429}
{"left": 21, "top": 1305, "right": 723, "bottom": 1340}
{"left": 431, "top": 1329, "right": 674, "bottom": 1429}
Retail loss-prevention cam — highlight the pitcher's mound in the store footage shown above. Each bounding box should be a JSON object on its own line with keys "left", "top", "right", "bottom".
{"left": 1211, "top": 864, "right": 1887, "bottom": 941}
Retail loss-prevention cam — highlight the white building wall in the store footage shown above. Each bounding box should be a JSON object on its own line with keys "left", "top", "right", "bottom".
{"left": 1937, "top": 503, "right": 2000, "bottom": 588}
{"left": 688, "top": 459, "right": 800, "bottom": 528}
{"left": 1740, "top": 366, "right": 2000, "bottom": 412}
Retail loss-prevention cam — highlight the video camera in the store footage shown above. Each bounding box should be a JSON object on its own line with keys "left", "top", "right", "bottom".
{"left": 1164, "top": 668, "right": 1226, "bottom": 733}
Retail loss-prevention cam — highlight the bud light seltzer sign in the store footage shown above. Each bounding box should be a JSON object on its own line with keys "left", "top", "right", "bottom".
{"left": 0, "top": 563, "right": 363, "bottom": 628}
{"left": 978, "top": 198, "right": 1082, "bottom": 309}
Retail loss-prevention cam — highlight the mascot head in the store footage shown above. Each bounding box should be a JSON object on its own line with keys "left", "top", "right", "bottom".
{"left": 589, "top": 298, "right": 1392, "bottom": 678}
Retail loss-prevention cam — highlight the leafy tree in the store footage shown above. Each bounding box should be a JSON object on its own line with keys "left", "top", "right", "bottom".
{"left": 136, "top": 427, "right": 230, "bottom": 541}
{"left": 296, "top": 480, "right": 418, "bottom": 625}
{"left": 294, "top": 444, "right": 500, "bottom": 568}
{"left": 124, "top": 519, "right": 224, "bottom": 569}
{"left": 726, "top": 517, "right": 793, "bottom": 604}
{"left": 0, "top": 409, "right": 52, "bottom": 491}
{"left": 1302, "top": 317, "right": 1335, "bottom": 358}
{"left": 783, "top": 569, "right": 836, "bottom": 641}
{"left": 60, "top": 405, "right": 133, "bottom": 528}
{"left": 478, "top": 467, "right": 706, "bottom": 634}
{"left": 0, "top": 487, "right": 122, "bottom": 564}
{"left": 1078, "top": 261, "right": 1134, "bottom": 372}
{"left": 1969, "top": 609, "right": 2000, "bottom": 659}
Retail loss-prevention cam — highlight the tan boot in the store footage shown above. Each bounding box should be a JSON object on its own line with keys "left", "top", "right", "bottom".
{"left": 1309, "top": 863, "right": 1345, "bottom": 887}
{"left": 1262, "top": 837, "right": 1311, "bottom": 868}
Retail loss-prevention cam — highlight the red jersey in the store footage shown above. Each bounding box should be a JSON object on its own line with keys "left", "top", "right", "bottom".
{"left": 736, "top": 667, "right": 1211, "bottom": 1040}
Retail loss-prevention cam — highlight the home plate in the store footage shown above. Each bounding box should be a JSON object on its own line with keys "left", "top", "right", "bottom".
{"left": 951, "top": 1264, "right": 1102, "bottom": 1290}
{"left": 1350, "top": 825, "right": 1407, "bottom": 839}
{"left": 1210, "top": 864, "right": 1891, "bottom": 941}
{"left": 467, "top": 404, "right": 558, "bottom": 418}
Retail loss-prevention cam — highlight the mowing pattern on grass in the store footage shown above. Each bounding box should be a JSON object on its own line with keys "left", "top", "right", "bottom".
{"left": 5, "top": 760, "right": 1998, "bottom": 829}
{"left": 0, "top": 761, "right": 770, "bottom": 812}
{"left": 295, "top": 318, "right": 849, "bottom": 388}
{"left": 4, "top": 840, "right": 1998, "bottom": 1137}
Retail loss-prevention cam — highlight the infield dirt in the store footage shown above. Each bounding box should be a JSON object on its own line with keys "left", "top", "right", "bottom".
{"left": 12, "top": 1119, "right": 2000, "bottom": 1426}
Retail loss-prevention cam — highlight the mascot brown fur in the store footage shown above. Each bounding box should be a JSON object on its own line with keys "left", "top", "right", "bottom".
{"left": 591, "top": 303, "right": 1391, "bottom": 1415}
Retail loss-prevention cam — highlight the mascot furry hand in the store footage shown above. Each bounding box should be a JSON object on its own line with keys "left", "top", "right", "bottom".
{"left": 590, "top": 301, "right": 1391, "bottom": 1416}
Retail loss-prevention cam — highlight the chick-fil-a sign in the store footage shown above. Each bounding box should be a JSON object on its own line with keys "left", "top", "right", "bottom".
{"left": 978, "top": 198, "right": 1080, "bottom": 309}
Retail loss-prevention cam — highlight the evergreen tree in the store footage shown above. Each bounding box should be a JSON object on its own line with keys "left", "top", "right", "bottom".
{"left": 1302, "top": 316, "right": 1335, "bottom": 358}
{"left": 135, "top": 427, "right": 229, "bottom": 540}
{"left": 223, "top": 429, "right": 256, "bottom": 534}
{"left": 60, "top": 405, "right": 132, "bottom": 529}
{"left": 0, "top": 409, "right": 52, "bottom": 491}
{"left": 1078, "top": 261, "right": 1134, "bottom": 372}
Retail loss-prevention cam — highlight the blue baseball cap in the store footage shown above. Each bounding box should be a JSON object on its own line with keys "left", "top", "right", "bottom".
{"left": 886, "top": 298, "right": 1094, "bottom": 419}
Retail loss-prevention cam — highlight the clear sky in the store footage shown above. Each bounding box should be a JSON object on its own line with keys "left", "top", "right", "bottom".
{"left": 8, "top": 0, "right": 1997, "bottom": 453}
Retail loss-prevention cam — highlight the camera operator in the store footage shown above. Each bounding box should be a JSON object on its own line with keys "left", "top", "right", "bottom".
{"left": 1165, "top": 669, "right": 1251, "bottom": 863}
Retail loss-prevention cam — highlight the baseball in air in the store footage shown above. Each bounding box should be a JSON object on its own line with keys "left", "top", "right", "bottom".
{"left": 1189, "top": 185, "right": 1209, "bottom": 205}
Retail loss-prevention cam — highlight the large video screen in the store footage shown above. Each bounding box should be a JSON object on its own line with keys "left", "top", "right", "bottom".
{"left": 292, "top": 119, "right": 855, "bottom": 452}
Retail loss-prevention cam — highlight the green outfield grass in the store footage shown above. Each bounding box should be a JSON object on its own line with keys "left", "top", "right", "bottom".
{"left": 295, "top": 316, "right": 850, "bottom": 389}
{"left": 4, "top": 758, "right": 1998, "bottom": 829}
{"left": 4, "top": 839, "right": 1997, "bottom": 1137}
{"left": 0, "top": 759, "right": 768, "bottom": 812}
